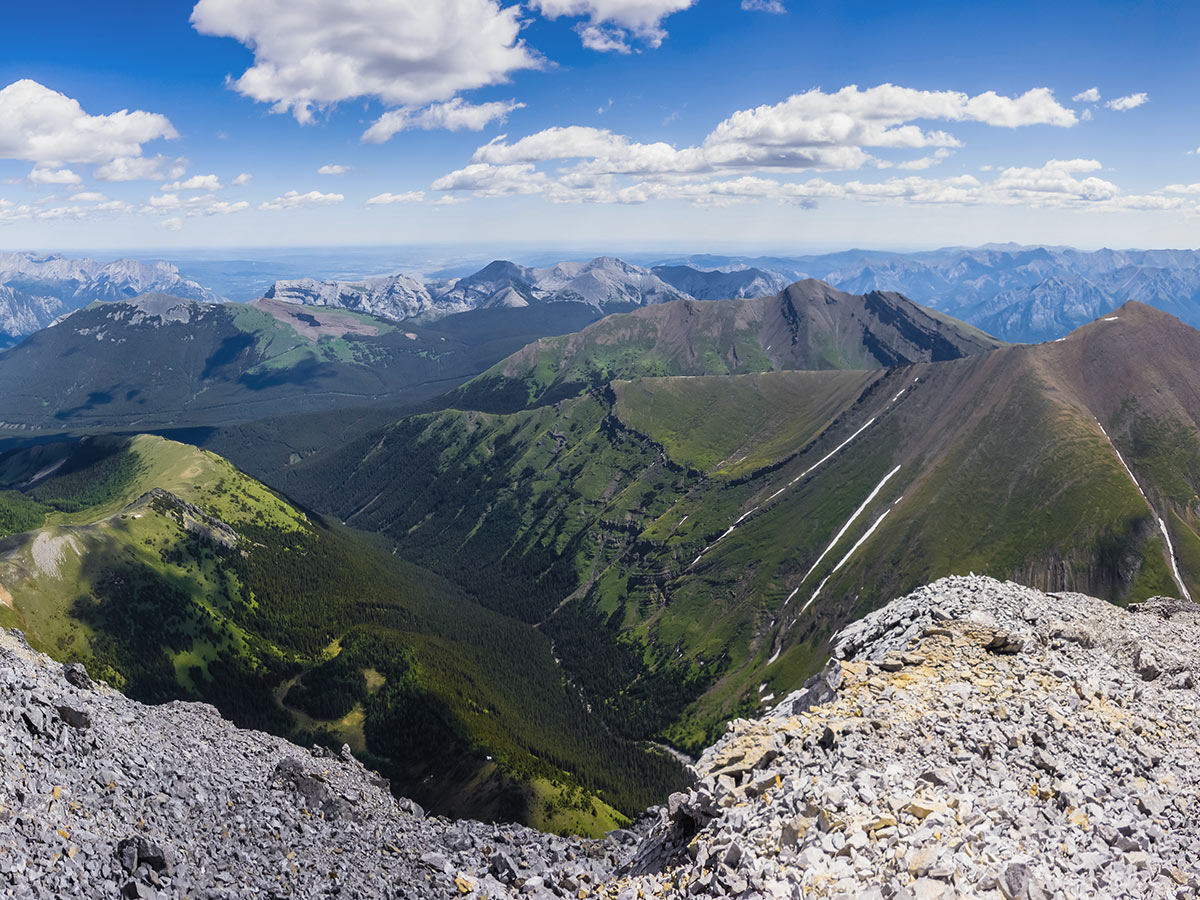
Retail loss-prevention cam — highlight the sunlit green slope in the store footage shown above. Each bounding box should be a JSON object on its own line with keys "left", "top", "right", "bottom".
{"left": 289, "top": 302, "right": 1200, "bottom": 756}
{"left": 0, "top": 434, "right": 682, "bottom": 835}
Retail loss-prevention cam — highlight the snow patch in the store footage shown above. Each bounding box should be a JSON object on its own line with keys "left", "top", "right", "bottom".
{"left": 1096, "top": 420, "right": 1191, "bottom": 601}
{"left": 800, "top": 465, "right": 902, "bottom": 584}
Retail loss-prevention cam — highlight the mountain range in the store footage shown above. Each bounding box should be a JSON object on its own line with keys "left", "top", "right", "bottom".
{"left": 279, "top": 296, "right": 1200, "bottom": 758}
{"left": 265, "top": 245, "right": 1200, "bottom": 344}
{"left": 7, "top": 262, "right": 1200, "bottom": 837}
{"left": 655, "top": 244, "right": 1200, "bottom": 343}
{"left": 0, "top": 292, "right": 603, "bottom": 430}
{"left": 11, "top": 243, "right": 1200, "bottom": 350}
{"left": 0, "top": 251, "right": 218, "bottom": 348}
{"left": 266, "top": 256, "right": 690, "bottom": 323}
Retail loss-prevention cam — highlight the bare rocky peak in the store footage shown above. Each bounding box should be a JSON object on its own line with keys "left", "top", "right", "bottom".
{"left": 0, "top": 252, "right": 215, "bottom": 300}
{"left": 266, "top": 272, "right": 437, "bottom": 320}
{"left": 265, "top": 256, "right": 690, "bottom": 323}
{"left": 4, "top": 575, "right": 1197, "bottom": 898}
{"left": 0, "top": 252, "right": 221, "bottom": 344}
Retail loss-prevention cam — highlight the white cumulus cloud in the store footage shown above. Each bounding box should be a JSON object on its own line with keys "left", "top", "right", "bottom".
{"left": 741, "top": 0, "right": 785, "bottom": 11}
{"left": 432, "top": 163, "right": 548, "bottom": 196}
{"left": 1072, "top": 87, "right": 1100, "bottom": 103}
{"left": 0, "top": 79, "right": 177, "bottom": 165}
{"left": 1106, "top": 92, "right": 1148, "bottom": 111}
{"left": 362, "top": 99, "right": 523, "bottom": 143}
{"left": 470, "top": 85, "right": 1077, "bottom": 180}
{"left": 190, "top": 0, "right": 540, "bottom": 123}
{"left": 232, "top": 172, "right": 253, "bottom": 186}
{"left": 192, "top": 199, "right": 251, "bottom": 216}
{"left": 317, "top": 164, "right": 350, "bottom": 175}
{"left": 366, "top": 191, "right": 426, "bottom": 205}
{"left": 162, "top": 174, "right": 223, "bottom": 191}
{"left": 530, "top": 0, "right": 695, "bottom": 52}
{"left": 95, "top": 155, "right": 188, "bottom": 182}
{"left": 28, "top": 166, "right": 82, "bottom": 185}
{"left": 259, "top": 189, "right": 344, "bottom": 210}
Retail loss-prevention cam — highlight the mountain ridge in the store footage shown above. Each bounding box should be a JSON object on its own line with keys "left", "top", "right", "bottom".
{"left": 266, "top": 255, "right": 689, "bottom": 324}
{"left": 3, "top": 575, "right": 1197, "bottom": 897}
{"left": 279, "top": 300, "right": 1200, "bottom": 758}
{"left": 0, "top": 292, "right": 606, "bottom": 430}
{"left": 0, "top": 433, "right": 682, "bottom": 833}
{"left": 450, "top": 278, "right": 1001, "bottom": 411}
{"left": 0, "top": 251, "right": 220, "bottom": 347}
{"left": 13, "top": 244, "right": 1200, "bottom": 350}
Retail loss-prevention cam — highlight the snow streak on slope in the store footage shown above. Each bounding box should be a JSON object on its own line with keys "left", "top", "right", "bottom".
{"left": 690, "top": 377, "right": 919, "bottom": 569}
{"left": 799, "top": 464, "right": 902, "bottom": 585}
{"left": 801, "top": 495, "right": 904, "bottom": 615}
{"left": 1096, "top": 421, "right": 1192, "bottom": 601}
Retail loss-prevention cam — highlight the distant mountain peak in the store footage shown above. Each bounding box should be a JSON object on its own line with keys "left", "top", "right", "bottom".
{"left": 453, "top": 278, "right": 1001, "bottom": 412}
{"left": 267, "top": 255, "right": 688, "bottom": 323}
{"left": 0, "top": 251, "right": 221, "bottom": 347}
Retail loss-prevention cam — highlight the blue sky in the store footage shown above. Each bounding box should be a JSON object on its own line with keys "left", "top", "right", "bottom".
{"left": 1, "top": 0, "right": 1198, "bottom": 252}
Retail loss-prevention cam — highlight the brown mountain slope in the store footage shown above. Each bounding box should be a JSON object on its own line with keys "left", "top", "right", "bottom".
{"left": 450, "top": 279, "right": 1002, "bottom": 411}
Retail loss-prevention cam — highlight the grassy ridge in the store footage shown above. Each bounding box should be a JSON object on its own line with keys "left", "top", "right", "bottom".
{"left": 289, "top": 334, "right": 1198, "bottom": 759}
{"left": 0, "top": 435, "right": 683, "bottom": 835}
{"left": 612, "top": 371, "right": 880, "bottom": 475}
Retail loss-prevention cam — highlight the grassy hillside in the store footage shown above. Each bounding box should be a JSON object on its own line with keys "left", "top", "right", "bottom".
{"left": 285, "top": 303, "right": 1200, "bottom": 758}
{"left": 0, "top": 434, "right": 683, "bottom": 835}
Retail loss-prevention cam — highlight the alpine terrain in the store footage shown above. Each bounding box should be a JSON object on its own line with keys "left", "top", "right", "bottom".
{"left": 280, "top": 290, "right": 1200, "bottom": 762}
{"left": 0, "top": 252, "right": 218, "bottom": 348}
{"left": 0, "top": 292, "right": 604, "bottom": 430}
{"left": 3, "top": 576, "right": 1197, "bottom": 898}
{"left": 266, "top": 256, "right": 690, "bottom": 323}
{"left": 0, "top": 433, "right": 684, "bottom": 833}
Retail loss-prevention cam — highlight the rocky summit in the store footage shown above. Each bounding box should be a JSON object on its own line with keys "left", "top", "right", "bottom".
{"left": 0, "top": 629, "right": 625, "bottom": 900}
{"left": 3, "top": 575, "right": 1200, "bottom": 899}
{"left": 615, "top": 576, "right": 1200, "bottom": 900}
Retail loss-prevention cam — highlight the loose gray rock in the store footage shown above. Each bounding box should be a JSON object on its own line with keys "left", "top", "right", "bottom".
{"left": 3, "top": 575, "right": 1199, "bottom": 899}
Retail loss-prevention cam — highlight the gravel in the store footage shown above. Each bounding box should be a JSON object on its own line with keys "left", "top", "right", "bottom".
{"left": 604, "top": 576, "right": 1200, "bottom": 899}
{"left": 3, "top": 574, "right": 1199, "bottom": 899}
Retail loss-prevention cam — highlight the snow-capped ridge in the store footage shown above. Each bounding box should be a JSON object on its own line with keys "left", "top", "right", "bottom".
{"left": 265, "top": 256, "right": 690, "bottom": 323}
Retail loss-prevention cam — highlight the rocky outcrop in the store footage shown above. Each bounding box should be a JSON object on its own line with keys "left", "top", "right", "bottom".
{"left": 140, "top": 488, "right": 241, "bottom": 549}
{"left": 0, "top": 628, "right": 623, "bottom": 899}
{"left": 614, "top": 576, "right": 1200, "bottom": 899}
{"left": 3, "top": 575, "right": 1199, "bottom": 898}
